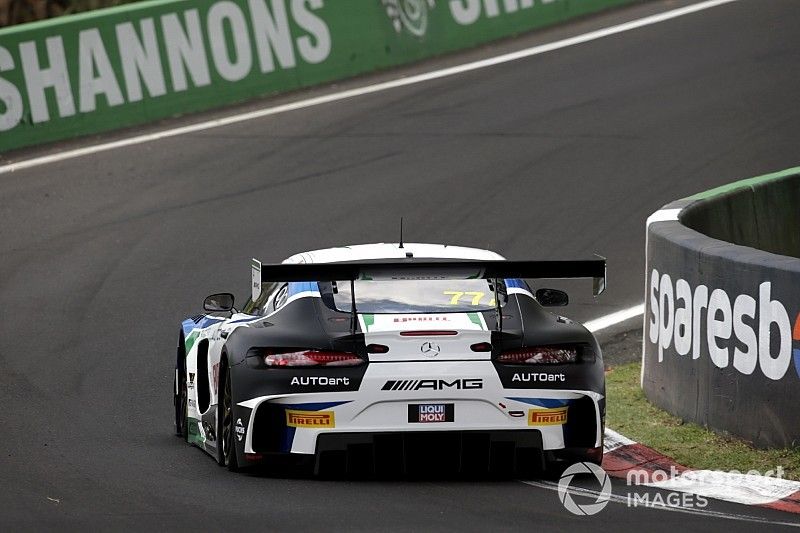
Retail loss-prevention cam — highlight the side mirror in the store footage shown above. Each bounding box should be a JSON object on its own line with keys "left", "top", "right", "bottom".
{"left": 204, "top": 293, "right": 235, "bottom": 313}
{"left": 536, "top": 288, "right": 569, "bottom": 307}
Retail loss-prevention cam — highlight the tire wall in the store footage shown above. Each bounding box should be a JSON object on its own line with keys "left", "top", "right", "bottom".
{"left": 0, "top": 0, "right": 639, "bottom": 152}
{"left": 642, "top": 167, "right": 800, "bottom": 448}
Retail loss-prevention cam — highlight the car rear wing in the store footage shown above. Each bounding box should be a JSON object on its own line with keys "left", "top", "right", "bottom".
{"left": 250, "top": 257, "right": 605, "bottom": 334}
{"left": 251, "top": 258, "right": 606, "bottom": 300}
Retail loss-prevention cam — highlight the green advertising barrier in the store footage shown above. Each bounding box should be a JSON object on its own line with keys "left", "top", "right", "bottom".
{"left": 0, "top": 0, "right": 637, "bottom": 153}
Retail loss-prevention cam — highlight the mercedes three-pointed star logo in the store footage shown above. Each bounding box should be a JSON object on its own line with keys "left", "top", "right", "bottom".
{"left": 420, "top": 341, "right": 441, "bottom": 358}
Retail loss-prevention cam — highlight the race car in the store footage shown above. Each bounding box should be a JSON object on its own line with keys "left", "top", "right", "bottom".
{"left": 173, "top": 243, "right": 606, "bottom": 476}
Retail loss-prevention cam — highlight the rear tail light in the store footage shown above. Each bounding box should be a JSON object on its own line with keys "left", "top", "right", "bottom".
{"left": 497, "top": 346, "right": 578, "bottom": 364}
{"left": 263, "top": 349, "right": 364, "bottom": 367}
{"left": 470, "top": 342, "right": 492, "bottom": 352}
{"left": 366, "top": 344, "right": 389, "bottom": 353}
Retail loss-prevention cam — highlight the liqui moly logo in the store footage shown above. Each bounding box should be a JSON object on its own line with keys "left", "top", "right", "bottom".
{"left": 408, "top": 403, "right": 453, "bottom": 423}
{"left": 419, "top": 404, "right": 446, "bottom": 422}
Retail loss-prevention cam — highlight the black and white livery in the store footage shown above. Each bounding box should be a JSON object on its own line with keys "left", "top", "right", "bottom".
{"left": 173, "top": 243, "right": 607, "bottom": 475}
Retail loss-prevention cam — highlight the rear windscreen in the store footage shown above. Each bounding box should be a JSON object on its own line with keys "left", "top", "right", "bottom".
{"left": 323, "top": 279, "right": 508, "bottom": 314}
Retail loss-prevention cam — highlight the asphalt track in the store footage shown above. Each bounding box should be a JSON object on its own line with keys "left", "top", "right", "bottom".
{"left": 1, "top": 0, "right": 799, "bottom": 530}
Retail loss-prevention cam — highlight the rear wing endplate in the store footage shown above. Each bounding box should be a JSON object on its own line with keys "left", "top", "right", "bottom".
{"left": 251, "top": 259, "right": 262, "bottom": 301}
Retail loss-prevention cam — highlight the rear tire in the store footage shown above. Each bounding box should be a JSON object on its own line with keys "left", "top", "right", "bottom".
{"left": 219, "top": 364, "right": 239, "bottom": 472}
{"left": 542, "top": 446, "right": 604, "bottom": 479}
{"left": 174, "top": 335, "right": 188, "bottom": 439}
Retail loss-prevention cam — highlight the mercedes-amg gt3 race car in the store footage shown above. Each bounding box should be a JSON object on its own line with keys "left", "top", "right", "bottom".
{"left": 173, "top": 243, "right": 606, "bottom": 476}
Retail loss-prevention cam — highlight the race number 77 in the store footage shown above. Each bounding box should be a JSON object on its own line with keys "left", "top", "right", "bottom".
{"left": 443, "top": 291, "right": 485, "bottom": 305}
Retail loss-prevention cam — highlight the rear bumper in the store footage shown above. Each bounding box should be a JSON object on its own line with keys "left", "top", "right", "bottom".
{"left": 232, "top": 360, "right": 604, "bottom": 466}
{"left": 315, "top": 429, "right": 545, "bottom": 476}
{"left": 240, "top": 389, "right": 601, "bottom": 455}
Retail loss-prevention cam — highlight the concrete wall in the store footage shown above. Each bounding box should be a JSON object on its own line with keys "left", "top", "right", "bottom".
{"left": 642, "top": 167, "right": 800, "bottom": 448}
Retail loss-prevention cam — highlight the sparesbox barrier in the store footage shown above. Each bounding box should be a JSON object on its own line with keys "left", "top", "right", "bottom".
{"left": 643, "top": 167, "right": 800, "bottom": 448}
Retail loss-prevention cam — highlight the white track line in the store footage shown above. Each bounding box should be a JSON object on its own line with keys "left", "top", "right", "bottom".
{"left": 0, "top": 0, "right": 740, "bottom": 175}
{"left": 585, "top": 303, "right": 644, "bottom": 333}
{"left": 646, "top": 470, "right": 800, "bottom": 507}
{"left": 521, "top": 479, "right": 800, "bottom": 527}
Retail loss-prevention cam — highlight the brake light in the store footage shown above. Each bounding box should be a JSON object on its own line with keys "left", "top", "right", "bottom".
{"left": 263, "top": 349, "right": 364, "bottom": 367}
{"left": 497, "top": 347, "right": 578, "bottom": 364}
{"left": 399, "top": 330, "right": 458, "bottom": 336}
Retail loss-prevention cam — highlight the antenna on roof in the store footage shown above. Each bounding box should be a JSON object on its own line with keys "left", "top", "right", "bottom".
{"left": 398, "top": 217, "right": 404, "bottom": 249}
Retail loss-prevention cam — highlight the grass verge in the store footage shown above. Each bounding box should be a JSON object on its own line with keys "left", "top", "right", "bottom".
{"left": 606, "top": 361, "right": 800, "bottom": 481}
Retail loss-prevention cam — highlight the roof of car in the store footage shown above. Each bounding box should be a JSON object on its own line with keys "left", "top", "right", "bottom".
{"left": 282, "top": 243, "right": 506, "bottom": 264}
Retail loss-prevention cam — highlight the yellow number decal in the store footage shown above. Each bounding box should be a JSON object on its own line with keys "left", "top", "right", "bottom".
{"left": 443, "top": 291, "right": 488, "bottom": 305}
{"left": 443, "top": 291, "right": 464, "bottom": 305}
{"left": 465, "top": 292, "right": 484, "bottom": 305}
